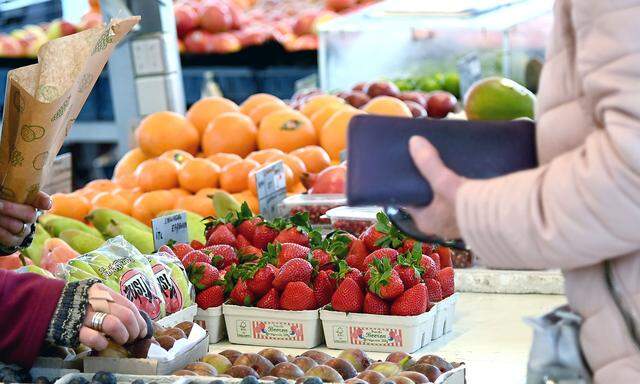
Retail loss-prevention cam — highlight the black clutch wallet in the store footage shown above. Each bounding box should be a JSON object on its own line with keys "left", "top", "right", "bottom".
{"left": 347, "top": 115, "right": 538, "bottom": 207}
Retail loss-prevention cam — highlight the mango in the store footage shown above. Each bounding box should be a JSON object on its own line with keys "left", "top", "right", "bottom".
{"left": 105, "top": 221, "right": 154, "bottom": 254}
{"left": 464, "top": 77, "right": 536, "bottom": 121}
{"left": 22, "top": 223, "right": 50, "bottom": 266}
{"left": 43, "top": 217, "right": 103, "bottom": 239}
{"left": 213, "top": 191, "right": 241, "bottom": 219}
{"left": 87, "top": 208, "right": 151, "bottom": 235}
{"left": 59, "top": 229, "right": 104, "bottom": 254}
{"left": 16, "top": 264, "right": 54, "bottom": 278}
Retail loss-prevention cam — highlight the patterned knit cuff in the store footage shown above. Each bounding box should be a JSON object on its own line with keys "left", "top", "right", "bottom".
{"left": 46, "top": 278, "right": 101, "bottom": 348}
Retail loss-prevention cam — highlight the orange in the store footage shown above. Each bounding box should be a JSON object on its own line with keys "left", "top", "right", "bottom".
{"left": 50, "top": 193, "right": 91, "bottom": 221}
{"left": 135, "top": 111, "right": 199, "bottom": 157}
{"left": 132, "top": 191, "right": 177, "bottom": 226}
{"left": 135, "top": 157, "right": 179, "bottom": 192}
{"left": 170, "top": 188, "right": 192, "bottom": 200}
{"left": 76, "top": 188, "right": 100, "bottom": 202}
{"left": 239, "top": 93, "right": 283, "bottom": 115}
{"left": 300, "top": 94, "right": 345, "bottom": 117}
{"left": 362, "top": 96, "right": 412, "bottom": 117}
{"left": 175, "top": 195, "right": 216, "bottom": 217}
{"left": 113, "top": 148, "right": 147, "bottom": 179}
{"left": 232, "top": 191, "right": 260, "bottom": 213}
{"left": 246, "top": 149, "right": 284, "bottom": 164}
{"left": 290, "top": 145, "right": 332, "bottom": 173}
{"left": 290, "top": 182, "right": 307, "bottom": 194}
{"left": 178, "top": 158, "right": 221, "bottom": 193}
{"left": 219, "top": 159, "right": 260, "bottom": 193}
{"left": 265, "top": 153, "right": 307, "bottom": 184}
{"left": 248, "top": 101, "right": 290, "bottom": 125}
{"left": 258, "top": 110, "right": 317, "bottom": 152}
{"left": 160, "top": 149, "right": 194, "bottom": 165}
{"left": 202, "top": 112, "right": 257, "bottom": 157}
{"left": 196, "top": 188, "right": 223, "bottom": 198}
{"left": 113, "top": 187, "right": 143, "bottom": 205}
{"left": 247, "top": 162, "right": 295, "bottom": 196}
{"left": 208, "top": 153, "right": 242, "bottom": 168}
{"left": 113, "top": 173, "right": 138, "bottom": 189}
{"left": 186, "top": 97, "right": 240, "bottom": 136}
{"left": 321, "top": 107, "right": 364, "bottom": 160}
{"left": 310, "top": 104, "right": 346, "bottom": 136}
{"left": 91, "top": 191, "right": 131, "bottom": 215}
{"left": 85, "top": 179, "right": 117, "bottom": 193}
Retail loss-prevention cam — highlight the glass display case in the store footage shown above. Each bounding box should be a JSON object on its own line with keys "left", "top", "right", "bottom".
{"left": 318, "top": 0, "right": 553, "bottom": 95}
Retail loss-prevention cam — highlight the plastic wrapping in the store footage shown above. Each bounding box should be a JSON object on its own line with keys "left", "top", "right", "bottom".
{"left": 325, "top": 206, "right": 382, "bottom": 236}
{"left": 281, "top": 194, "right": 346, "bottom": 225}
{"left": 147, "top": 252, "right": 195, "bottom": 314}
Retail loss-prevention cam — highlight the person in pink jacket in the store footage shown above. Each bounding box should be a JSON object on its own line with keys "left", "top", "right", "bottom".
{"left": 407, "top": 0, "right": 640, "bottom": 382}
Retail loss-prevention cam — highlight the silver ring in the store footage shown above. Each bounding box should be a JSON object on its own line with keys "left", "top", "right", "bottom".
{"left": 19, "top": 223, "right": 29, "bottom": 236}
{"left": 91, "top": 312, "right": 108, "bottom": 332}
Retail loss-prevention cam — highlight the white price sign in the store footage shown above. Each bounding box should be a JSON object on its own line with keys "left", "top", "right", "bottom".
{"left": 255, "top": 161, "right": 287, "bottom": 220}
{"left": 152, "top": 212, "right": 189, "bottom": 251}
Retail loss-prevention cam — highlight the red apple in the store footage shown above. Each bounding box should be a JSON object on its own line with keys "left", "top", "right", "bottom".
{"left": 404, "top": 101, "right": 427, "bottom": 118}
{"left": 398, "top": 92, "right": 427, "bottom": 108}
{"left": 208, "top": 32, "right": 241, "bottom": 54}
{"left": 309, "top": 165, "right": 346, "bottom": 194}
{"left": 364, "top": 81, "right": 400, "bottom": 98}
{"left": 174, "top": 4, "right": 199, "bottom": 38}
{"left": 352, "top": 82, "right": 367, "bottom": 92}
{"left": 78, "top": 11, "right": 103, "bottom": 30}
{"left": 293, "top": 11, "right": 319, "bottom": 36}
{"left": 426, "top": 91, "right": 457, "bottom": 119}
{"left": 342, "top": 91, "right": 370, "bottom": 109}
{"left": 199, "top": 2, "right": 233, "bottom": 33}
{"left": 46, "top": 20, "right": 78, "bottom": 40}
{"left": 326, "top": 0, "right": 357, "bottom": 12}
{"left": 226, "top": 0, "right": 248, "bottom": 29}
{"left": 184, "top": 30, "right": 210, "bottom": 53}
{"left": 234, "top": 27, "right": 271, "bottom": 47}
{"left": 0, "top": 36, "right": 24, "bottom": 57}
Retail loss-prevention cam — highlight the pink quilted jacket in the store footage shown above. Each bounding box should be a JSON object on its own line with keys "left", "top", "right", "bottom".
{"left": 456, "top": 0, "right": 640, "bottom": 382}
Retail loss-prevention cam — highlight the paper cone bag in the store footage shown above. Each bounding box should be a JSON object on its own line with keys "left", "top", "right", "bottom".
{"left": 0, "top": 17, "right": 140, "bottom": 204}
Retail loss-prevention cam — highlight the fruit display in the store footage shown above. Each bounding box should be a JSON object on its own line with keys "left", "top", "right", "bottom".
{"left": 393, "top": 72, "right": 462, "bottom": 99}
{"left": 176, "top": 0, "right": 378, "bottom": 54}
{"left": 325, "top": 206, "right": 380, "bottom": 236}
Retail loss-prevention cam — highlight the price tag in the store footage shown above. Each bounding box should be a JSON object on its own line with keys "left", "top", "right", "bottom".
{"left": 152, "top": 212, "right": 189, "bottom": 251}
{"left": 457, "top": 53, "right": 482, "bottom": 99}
{"left": 42, "top": 153, "right": 73, "bottom": 194}
{"left": 255, "top": 161, "right": 287, "bottom": 220}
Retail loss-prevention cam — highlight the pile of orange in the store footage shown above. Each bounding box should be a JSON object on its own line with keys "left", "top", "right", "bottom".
{"left": 55, "top": 92, "right": 373, "bottom": 224}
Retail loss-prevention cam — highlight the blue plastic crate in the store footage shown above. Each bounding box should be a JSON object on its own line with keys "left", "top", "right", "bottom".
{"left": 256, "top": 67, "right": 317, "bottom": 100}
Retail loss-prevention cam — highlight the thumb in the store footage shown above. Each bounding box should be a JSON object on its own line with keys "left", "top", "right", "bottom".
{"left": 409, "top": 136, "right": 452, "bottom": 189}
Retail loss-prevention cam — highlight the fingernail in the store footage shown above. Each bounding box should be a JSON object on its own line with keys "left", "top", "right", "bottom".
{"left": 44, "top": 197, "right": 52, "bottom": 210}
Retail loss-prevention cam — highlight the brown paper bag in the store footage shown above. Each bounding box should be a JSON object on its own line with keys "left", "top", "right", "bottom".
{"left": 0, "top": 17, "right": 140, "bottom": 204}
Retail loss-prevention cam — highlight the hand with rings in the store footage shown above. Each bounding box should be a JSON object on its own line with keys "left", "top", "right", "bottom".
{"left": 80, "top": 283, "right": 150, "bottom": 350}
{"left": 0, "top": 191, "right": 51, "bottom": 248}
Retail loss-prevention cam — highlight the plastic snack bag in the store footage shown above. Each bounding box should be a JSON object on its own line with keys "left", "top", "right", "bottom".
{"left": 147, "top": 252, "right": 195, "bottom": 314}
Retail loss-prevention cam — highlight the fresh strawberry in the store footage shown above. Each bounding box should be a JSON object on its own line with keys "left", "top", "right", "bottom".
{"left": 314, "top": 270, "right": 335, "bottom": 308}
{"left": 426, "top": 278, "right": 443, "bottom": 302}
{"left": 428, "top": 252, "right": 441, "bottom": 270}
{"left": 237, "top": 246, "right": 263, "bottom": 263}
{"left": 360, "top": 212, "right": 406, "bottom": 252}
{"left": 391, "top": 283, "right": 428, "bottom": 316}
{"left": 230, "top": 279, "right": 255, "bottom": 306}
{"left": 420, "top": 255, "right": 438, "bottom": 280}
{"left": 333, "top": 260, "right": 365, "bottom": 290}
{"left": 436, "top": 267, "right": 455, "bottom": 298}
{"left": 181, "top": 250, "right": 210, "bottom": 267}
{"left": 158, "top": 244, "right": 176, "bottom": 257}
{"left": 436, "top": 246, "right": 453, "bottom": 269}
{"left": 264, "top": 243, "right": 311, "bottom": 267}
{"left": 368, "top": 258, "right": 404, "bottom": 300}
{"left": 331, "top": 277, "right": 364, "bottom": 313}
{"left": 363, "top": 292, "right": 390, "bottom": 315}
{"left": 236, "top": 234, "right": 251, "bottom": 249}
{"left": 346, "top": 239, "right": 368, "bottom": 272}
{"left": 246, "top": 263, "right": 276, "bottom": 296}
{"left": 363, "top": 248, "right": 399, "bottom": 267}
{"left": 399, "top": 239, "right": 434, "bottom": 254}
{"left": 205, "top": 244, "right": 238, "bottom": 269}
{"left": 171, "top": 243, "right": 194, "bottom": 261}
{"left": 190, "top": 240, "right": 205, "bottom": 250}
{"left": 275, "top": 227, "right": 310, "bottom": 247}
{"left": 233, "top": 203, "right": 262, "bottom": 242}
{"left": 311, "top": 249, "right": 332, "bottom": 268}
{"left": 280, "top": 282, "right": 317, "bottom": 310}
{"left": 207, "top": 224, "right": 237, "bottom": 247}
{"left": 195, "top": 285, "right": 225, "bottom": 309}
{"left": 394, "top": 244, "right": 425, "bottom": 289}
{"left": 188, "top": 262, "right": 220, "bottom": 290}
{"left": 273, "top": 258, "right": 313, "bottom": 290}
{"left": 256, "top": 288, "right": 280, "bottom": 309}
{"left": 252, "top": 224, "right": 279, "bottom": 250}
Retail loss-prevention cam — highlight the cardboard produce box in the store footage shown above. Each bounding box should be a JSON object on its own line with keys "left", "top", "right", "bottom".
{"left": 157, "top": 305, "right": 198, "bottom": 328}
{"left": 83, "top": 324, "right": 208, "bottom": 375}
{"left": 194, "top": 306, "right": 226, "bottom": 344}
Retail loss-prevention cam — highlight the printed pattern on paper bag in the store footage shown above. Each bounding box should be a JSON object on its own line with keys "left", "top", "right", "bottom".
{"left": 26, "top": 184, "right": 40, "bottom": 204}
{"left": 249, "top": 321, "right": 304, "bottom": 341}
{"left": 77, "top": 74, "right": 93, "bottom": 93}
{"left": 9, "top": 150, "right": 24, "bottom": 167}
{"left": 12, "top": 90, "right": 24, "bottom": 113}
{"left": 51, "top": 96, "right": 70, "bottom": 122}
{"left": 349, "top": 326, "right": 403, "bottom": 347}
{"left": 0, "top": 187, "right": 16, "bottom": 201}
{"left": 92, "top": 29, "right": 114, "bottom": 55}
{"left": 37, "top": 85, "right": 60, "bottom": 102}
{"left": 32, "top": 151, "right": 49, "bottom": 171}
{"left": 20, "top": 125, "right": 46, "bottom": 142}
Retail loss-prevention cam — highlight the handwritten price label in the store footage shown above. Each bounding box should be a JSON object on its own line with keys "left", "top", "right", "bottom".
{"left": 255, "top": 161, "right": 287, "bottom": 220}
{"left": 152, "top": 212, "right": 188, "bottom": 251}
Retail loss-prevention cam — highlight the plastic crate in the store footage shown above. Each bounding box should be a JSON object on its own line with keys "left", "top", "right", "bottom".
{"left": 256, "top": 67, "right": 317, "bottom": 100}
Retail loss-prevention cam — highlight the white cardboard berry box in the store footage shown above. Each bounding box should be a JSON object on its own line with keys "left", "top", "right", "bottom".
{"left": 319, "top": 307, "right": 436, "bottom": 353}
{"left": 431, "top": 293, "right": 459, "bottom": 341}
{"left": 194, "top": 305, "right": 226, "bottom": 344}
{"left": 223, "top": 304, "right": 323, "bottom": 349}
